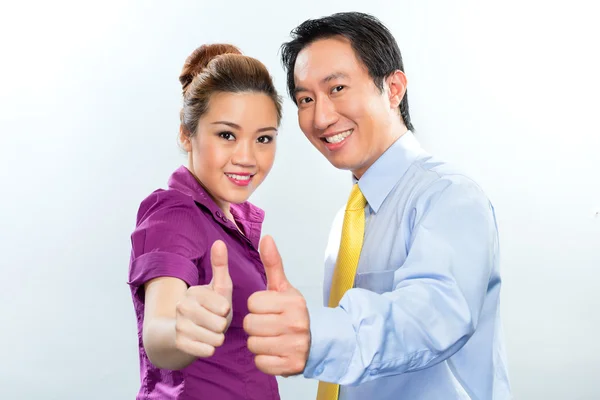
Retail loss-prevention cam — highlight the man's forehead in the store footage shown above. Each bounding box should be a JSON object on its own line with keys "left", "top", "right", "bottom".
{"left": 293, "top": 49, "right": 313, "bottom": 82}
{"left": 293, "top": 38, "right": 356, "bottom": 83}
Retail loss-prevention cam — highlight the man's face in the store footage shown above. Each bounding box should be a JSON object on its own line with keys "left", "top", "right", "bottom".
{"left": 293, "top": 36, "right": 404, "bottom": 178}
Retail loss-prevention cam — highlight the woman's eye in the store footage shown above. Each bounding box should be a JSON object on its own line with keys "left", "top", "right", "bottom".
{"left": 257, "top": 135, "right": 273, "bottom": 144}
{"left": 331, "top": 85, "right": 345, "bottom": 93}
{"left": 219, "top": 131, "right": 235, "bottom": 141}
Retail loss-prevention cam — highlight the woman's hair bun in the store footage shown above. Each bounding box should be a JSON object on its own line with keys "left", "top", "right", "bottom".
{"left": 179, "top": 44, "right": 242, "bottom": 94}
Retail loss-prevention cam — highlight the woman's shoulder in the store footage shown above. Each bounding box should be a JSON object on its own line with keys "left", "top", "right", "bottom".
{"left": 135, "top": 187, "right": 203, "bottom": 226}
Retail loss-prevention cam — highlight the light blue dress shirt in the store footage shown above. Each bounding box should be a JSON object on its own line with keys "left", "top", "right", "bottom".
{"left": 304, "top": 132, "right": 512, "bottom": 399}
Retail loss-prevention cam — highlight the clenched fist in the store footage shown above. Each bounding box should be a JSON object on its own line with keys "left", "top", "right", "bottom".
{"left": 175, "top": 240, "right": 233, "bottom": 358}
{"left": 243, "top": 235, "right": 311, "bottom": 376}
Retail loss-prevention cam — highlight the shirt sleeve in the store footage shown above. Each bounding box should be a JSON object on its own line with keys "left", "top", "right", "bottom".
{"left": 128, "top": 191, "right": 207, "bottom": 290}
{"left": 303, "top": 178, "right": 499, "bottom": 385}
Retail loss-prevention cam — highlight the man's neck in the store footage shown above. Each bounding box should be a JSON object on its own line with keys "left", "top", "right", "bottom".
{"left": 352, "top": 125, "right": 409, "bottom": 180}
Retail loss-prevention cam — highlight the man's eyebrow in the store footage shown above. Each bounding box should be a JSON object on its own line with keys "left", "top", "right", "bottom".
{"left": 293, "top": 72, "right": 349, "bottom": 96}
{"left": 322, "top": 72, "right": 348, "bottom": 83}
{"left": 293, "top": 86, "right": 308, "bottom": 96}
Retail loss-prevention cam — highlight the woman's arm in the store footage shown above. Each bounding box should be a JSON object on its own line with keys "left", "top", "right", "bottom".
{"left": 142, "top": 242, "right": 233, "bottom": 370}
{"left": 143, "top": 277, "right": 197, "bottom": 370}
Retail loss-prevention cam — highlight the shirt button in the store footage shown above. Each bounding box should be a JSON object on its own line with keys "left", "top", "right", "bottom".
{"left": 315, "top": 366, "right": 324, "bottom": 376}
{"left": 222, "top": 216, "right": 228, "bottom": 223}
{"left": 216, "top": 211, "right": 222, "bottom": 218}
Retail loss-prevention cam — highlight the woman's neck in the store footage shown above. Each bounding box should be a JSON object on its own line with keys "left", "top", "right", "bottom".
{"left": 185, "top": 166, "right": 244, "bottom": 235}
{"left": 186, "top": 167, "right": 232, "bottom": 217}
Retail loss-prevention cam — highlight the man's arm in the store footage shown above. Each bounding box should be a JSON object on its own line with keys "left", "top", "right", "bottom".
{"left": 303, "top": 180, "right": 498, "bottom": 385}
{"left": 243, "top": 180, "right": 497, "bottom": 383}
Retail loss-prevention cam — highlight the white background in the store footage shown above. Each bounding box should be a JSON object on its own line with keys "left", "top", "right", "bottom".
{"left": 1, "top": 0, "right": 599, "bottom": 399}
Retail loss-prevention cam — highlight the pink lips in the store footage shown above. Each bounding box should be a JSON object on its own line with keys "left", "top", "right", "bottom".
{"left": 225, "top": 172, "right": 253, "bottom": 187}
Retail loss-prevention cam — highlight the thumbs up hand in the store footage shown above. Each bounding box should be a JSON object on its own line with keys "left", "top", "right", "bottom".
{"left": 174, "top": 240, "right": 233, "bottom": 358}
{"left": 244, "top": 236, "right": 310, "bottom": 376}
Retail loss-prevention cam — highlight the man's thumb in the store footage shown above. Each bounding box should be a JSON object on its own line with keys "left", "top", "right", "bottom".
{"left": 259, "top": 235, "right": 288, "bottom": 292}
{"left": 210, "top": 240, "right": 232, "bottom": 299}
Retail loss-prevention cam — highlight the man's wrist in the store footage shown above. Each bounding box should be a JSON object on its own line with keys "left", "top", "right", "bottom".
{"left": 301, "top": 327, "right": 311, "bottom": 374}
{"left": 302, "top": 304, "right": 355, "bottom": 382}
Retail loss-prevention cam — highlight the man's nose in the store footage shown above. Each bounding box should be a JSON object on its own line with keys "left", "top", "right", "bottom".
{"left": 313, "top": 97, "right": 338, "bottom": 131}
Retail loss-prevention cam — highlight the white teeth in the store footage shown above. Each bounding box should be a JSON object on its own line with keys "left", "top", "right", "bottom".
{"left": 325, "top": 130, "right": 352, "bottom": 144}
{"left": 226, "top": 174, "right": 251, "bottom": 181}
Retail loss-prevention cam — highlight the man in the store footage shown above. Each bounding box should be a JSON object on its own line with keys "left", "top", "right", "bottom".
{"left": 243, "top": 12, "right": 511, "bottom": 399}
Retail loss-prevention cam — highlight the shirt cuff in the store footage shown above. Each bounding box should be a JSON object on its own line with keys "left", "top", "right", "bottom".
{"left": 303, "top": 304, "right": 356, "bottom": 383}
{"left": 128, "top": 251, "right": 200, "bottom": 288}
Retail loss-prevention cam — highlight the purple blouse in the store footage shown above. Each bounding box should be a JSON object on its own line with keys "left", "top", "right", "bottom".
{"left": 128, "top": 166, "right": 280, "bottom": 400}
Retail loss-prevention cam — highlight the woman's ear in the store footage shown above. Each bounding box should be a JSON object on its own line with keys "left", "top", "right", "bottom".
{"left": 179, "top": 125, "right": 192, "bottom": 152}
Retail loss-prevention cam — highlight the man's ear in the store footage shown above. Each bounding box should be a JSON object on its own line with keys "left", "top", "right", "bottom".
{"left": 179, "top": 125, "right": 192, "bottom": 152}
{"left": 385, "top": 70, "right": 407, "bottom": 109}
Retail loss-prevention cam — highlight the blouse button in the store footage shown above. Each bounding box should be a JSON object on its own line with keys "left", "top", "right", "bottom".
{"left": 216, "top": 211, "right": 222, "bottom": 218}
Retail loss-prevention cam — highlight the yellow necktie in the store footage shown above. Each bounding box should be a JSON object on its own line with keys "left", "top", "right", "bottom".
{"left": 316, "top": 184, "right": 367, "bottom": 400}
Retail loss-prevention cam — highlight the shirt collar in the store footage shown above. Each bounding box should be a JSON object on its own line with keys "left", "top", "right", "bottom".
{"left": 354, "top": 131, "right": 424, "bottom": 213}
{"left": 167, "top": 165, "right": 265, "bottom": 225}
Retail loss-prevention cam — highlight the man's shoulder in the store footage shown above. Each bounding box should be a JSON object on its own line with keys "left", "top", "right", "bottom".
{"left": 405, "top": 155, "right": 492, "bottom": 207}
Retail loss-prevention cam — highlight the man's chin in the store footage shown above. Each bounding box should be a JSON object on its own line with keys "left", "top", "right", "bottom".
{"left": 326, "top": 156, "right": 357, "bottom": 172}
{"left": 315, "top": 144, "right": 359, "bottom": 171}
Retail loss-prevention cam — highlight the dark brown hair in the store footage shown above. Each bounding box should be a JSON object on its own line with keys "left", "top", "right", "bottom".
{"left": 179, "top": 44, "right": 282, "bottom": 138}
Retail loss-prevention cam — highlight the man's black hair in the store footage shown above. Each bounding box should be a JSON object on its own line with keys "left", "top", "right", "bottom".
{"left": 281, "top": 12, "right": 414, "bottom": 131}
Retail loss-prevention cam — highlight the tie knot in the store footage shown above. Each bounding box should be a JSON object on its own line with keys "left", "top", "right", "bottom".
{"left": 346, "top": 184, "right": 367, "bottom": 211}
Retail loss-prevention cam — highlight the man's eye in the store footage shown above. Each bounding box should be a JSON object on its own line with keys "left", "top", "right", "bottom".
{"left": 299, "top": 97, "right": 313, "bottom": 104}
{"left": 332, "top": 85, "right": 345, "bottom": 93}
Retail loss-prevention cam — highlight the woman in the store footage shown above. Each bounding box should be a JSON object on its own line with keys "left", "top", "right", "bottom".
{"left": 127, "top": 44, "right": 282, "bottom": 400}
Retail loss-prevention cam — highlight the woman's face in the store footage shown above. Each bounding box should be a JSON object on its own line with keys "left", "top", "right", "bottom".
{"left": 182, "top": 91, "right": 279, "bottom": 210}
